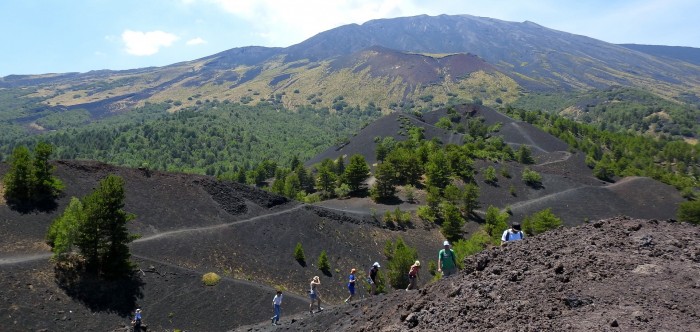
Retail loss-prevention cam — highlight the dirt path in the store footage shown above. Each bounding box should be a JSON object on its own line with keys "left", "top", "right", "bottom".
{"left": 535, "top": 151, "right": 572, "bottom": 166}
{"left": 0, "top": 252, "right": 52, "bottom": 265}
{"left": 508, "top": 122, "right": 549, "bottom": 153}
{"left": 0, "top": 205, "right": 306, "bottom": 266}
{"left": 134, "top": 204, "right": 306, "bottom": 243}
{"left": 507, "top": 185, "right": 588, "bottom": 211}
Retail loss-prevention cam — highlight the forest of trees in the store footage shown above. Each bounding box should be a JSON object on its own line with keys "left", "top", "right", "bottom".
{"left": 0, "top": 99, "right": 382, "bottom": 176}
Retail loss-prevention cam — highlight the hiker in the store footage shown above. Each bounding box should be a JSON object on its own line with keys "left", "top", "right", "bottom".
{"left": 309, "top": 276, "right": 323, "bottom": 313}
{"left": 501, "top": 222, "right": 525, "bottom": 245}
{"left": 406, "top": 260, "right": 421, "bottom": 291}
{"left": 271, "top": 290, "right": 283, "bottom": 325}
{"left": 367, "top": 262, "right": 380, "bottom": 296}
{"left": 438, "top": 240, "right": 458, "bottom": 277}
{"left": 344, "top": 268, "right": 357, "bottom": 303}
{"left": 131, "top": 308, "right": 142, "bottom": 332}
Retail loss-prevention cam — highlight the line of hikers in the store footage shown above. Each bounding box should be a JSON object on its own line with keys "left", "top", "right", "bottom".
{"left": 270, "top": 224, "right": 524, "bottom": 325}
{"left": 130, "top": 223, "right": 525, "bottom": 328}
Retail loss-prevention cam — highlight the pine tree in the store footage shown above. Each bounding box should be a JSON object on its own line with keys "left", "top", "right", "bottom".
{"left": 46, "top": 197, "right": 84, "bottom": 259}
{"left": 516, "top": 145, "right": 534, "bottom": 164}
{"left": 317, "top": 250, "right": 330, "bottom": 273}
{"left": 439, "top": 202, "right": 464, "bottom": 242}
{"left": 3, "top": 145, "right": 33, "bottom": 203}
{"left": 425, "top": 150, "right": 451, "bottom": 189}
{"left": 343, "top": 154, "right": 370, "bottom": 193}
{"left": 461, "top": 183, "right": 480, "bottom": 216}
{"left": 293, "top": 242, "right": 306, "bottom": 264}
{"left": 77, "top": 175, "right": 135, "bottom": 277}
{"left": 32, "top": 141, "right": 64, "bottom": 201}
{"left": 370, "top": 161, "right": 397, "bottom": 202}
{"left": 334, "top": 156, "right": 345, "bottom": 176}
{"left": 315, "top": 160, "right": 337, "bottom": 196}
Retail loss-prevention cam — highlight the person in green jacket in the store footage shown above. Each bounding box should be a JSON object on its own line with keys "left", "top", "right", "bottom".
{"left": 437, "top": 240, "right": 458, "bottom": 277}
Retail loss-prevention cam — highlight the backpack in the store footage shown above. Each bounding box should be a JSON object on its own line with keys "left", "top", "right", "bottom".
{"left": 442, "top": 249, "right": 457, "bottom": 266}
{"left": 505, "top": 230, "right": 523, "bottom": 241}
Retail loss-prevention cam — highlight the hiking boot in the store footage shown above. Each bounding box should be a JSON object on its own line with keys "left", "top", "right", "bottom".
{"left": 318, "top": 307, "right": 324, "bottom": 312}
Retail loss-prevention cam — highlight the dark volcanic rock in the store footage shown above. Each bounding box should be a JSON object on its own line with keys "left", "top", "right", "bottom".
{"left": 240, "top": 217, "right": 700, "bottom": 331}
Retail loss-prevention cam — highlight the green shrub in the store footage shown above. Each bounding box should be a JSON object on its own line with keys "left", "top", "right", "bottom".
{"left": 522, "top": 168, "right": 542, "bottom": 187}
{"left": 403, "top": 185, "right": 416, "bottom": 203}
{"left": 202, "top": 272, "right": 221, "bottom": 286}
{"left": 451, "top": 231, "right": 492, "bottom": 269}
{"left": 334, "top": 183, "right": 351, "bottom": 198}
{"left": 483, "top": 166, "right": 498, "bottom": 185}
{"left": 678, "top": 199, "right": 700, "bottom": 224}
{"left": 522, "top": 208, "right": 562, "bottom": 235}
{"left": 416, "top": 205, "right": 436, "bottom": 222}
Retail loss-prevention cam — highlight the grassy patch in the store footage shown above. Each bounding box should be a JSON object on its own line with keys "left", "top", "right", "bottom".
{"left": 202, "top": 272, "right": 221, "bottom": 286}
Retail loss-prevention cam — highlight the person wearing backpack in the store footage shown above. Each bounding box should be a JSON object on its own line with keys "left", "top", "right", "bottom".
{"left": 501, "top": 222, "right": 525, "bottom": 245}
{"left": 367, "top": 262, "right": 380, "bottom": 296}
{"left": 438, "top": 241, "right": 458, "bottom": 277}
{"left": 406, "top": 260, "right": 421, "bottom": 291}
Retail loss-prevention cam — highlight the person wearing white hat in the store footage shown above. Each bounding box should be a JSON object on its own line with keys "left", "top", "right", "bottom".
{"left": 438, "top": 240, "right": 458, "bottom": 277}
{"left": 308, "top": 276, "right": 323, "bottom": 313}
{"left": 367, "top": 262, "right": 380, "bottom": 296}
{"left": 131, "top": 308, "right": 142, "bottom": 332}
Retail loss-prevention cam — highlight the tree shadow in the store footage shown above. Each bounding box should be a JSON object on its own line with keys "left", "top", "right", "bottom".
{"left": 525, "top": 182, "right": 545, "bottom": 190}
{"left": 374, "top": 195, "right": 403, "bottom": 206}
{"left": 320, "top": 269, "right": 333, "bottom": 277}
{"left": 353, "top": 188, "right": 370, "bottom": 198}
{"left": 296, "top": 259, "right": 307, "bottom": 267}
{"left": 55, "top": 260, "right": 145, "bottom": 317}
{"left": 6, "top": 197, "right": 59, "bottom": 214}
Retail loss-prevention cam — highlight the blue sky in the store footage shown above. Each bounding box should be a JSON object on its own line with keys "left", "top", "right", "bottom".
{"left": 1, "top": 0, "right": 698, "bottom": 76}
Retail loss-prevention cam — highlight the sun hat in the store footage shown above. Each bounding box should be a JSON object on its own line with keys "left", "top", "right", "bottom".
{"left": 373, "top": 262, "right": 380, "bottom": 268}
{"left": 351, "top": 268, "right": 356, "bottom": 273}
{"left": 415, "top": 260, "right": 421, "bottom": 267}
{"left": 443, "top": 240, "right": 450, "bottom": 246}
{"left": 136, "top": 309, "right": 141, "bottom": 313}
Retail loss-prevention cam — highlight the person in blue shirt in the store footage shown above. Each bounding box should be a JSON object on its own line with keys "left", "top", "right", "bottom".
{"left": 344, "top": 268, "right": 357, "bottom": 303}
{"left": 501, "top": 222, "right": 525, "bottom": 245}
{"left": 132, "top": 308, "right": 142, "bottom": 332}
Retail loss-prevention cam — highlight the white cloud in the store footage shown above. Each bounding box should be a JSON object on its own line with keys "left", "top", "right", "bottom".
{"left": 205, "top": 0, "right": 417, "bottom": 46}
{"left": 122, "top": 30, "right": 179, "bottom": 56}
{"left": 186, "top": 37, "right": 207, "bottom": 46}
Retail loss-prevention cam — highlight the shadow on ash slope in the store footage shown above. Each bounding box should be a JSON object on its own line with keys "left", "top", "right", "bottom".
{"left": 241, "top": 217, "right": 700, "bottom": 332}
